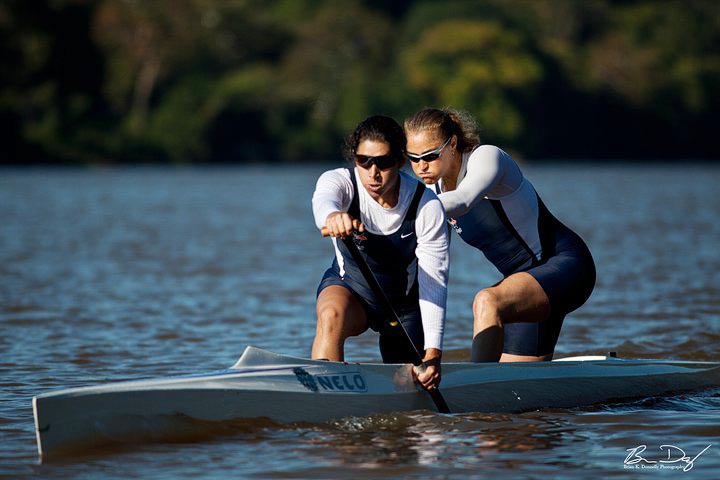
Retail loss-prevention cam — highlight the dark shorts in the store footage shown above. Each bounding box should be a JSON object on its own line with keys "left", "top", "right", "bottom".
{"left": 317, "top": 268, "right": 424, "bottom": 364}
{"left": 503, "top": 226, "right": 596, "bottom": 357}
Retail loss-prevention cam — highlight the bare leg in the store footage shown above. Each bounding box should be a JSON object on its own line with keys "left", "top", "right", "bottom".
{"left": 312, "top": 285, "right": 368, "bottom": 361}
{"left": 471, "top": 272, "right": 551, "bottom": 363}
{"left": 500, "top": 352, "right": 554, "bottom": 362}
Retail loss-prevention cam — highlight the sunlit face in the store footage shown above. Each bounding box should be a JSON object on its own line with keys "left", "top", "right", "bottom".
{"left": 406, "top": 131, "right": 456, "bottom": 185}
{"left": 355, "top": 139, "right": 400, "bottom": 202}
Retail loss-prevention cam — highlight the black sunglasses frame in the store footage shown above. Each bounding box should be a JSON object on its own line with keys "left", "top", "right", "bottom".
{"left": 354, "top": 154, "right": 398, "bottom": 170}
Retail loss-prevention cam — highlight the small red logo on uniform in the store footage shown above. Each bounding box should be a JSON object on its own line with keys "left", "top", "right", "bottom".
{"left": 448, "top": 218, "right": 462, "bottom": 234}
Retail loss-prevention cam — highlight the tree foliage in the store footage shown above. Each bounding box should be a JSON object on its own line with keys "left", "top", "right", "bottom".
{"left": 402, "top": 19, "right": 543, "bottom": 142}
{"left": 1, "top": 0, "right": 718, "bottom": 164}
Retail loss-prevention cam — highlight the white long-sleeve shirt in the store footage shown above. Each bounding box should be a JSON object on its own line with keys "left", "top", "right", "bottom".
{"left": 313, "top": 168, "right": 449, "bottom": 350}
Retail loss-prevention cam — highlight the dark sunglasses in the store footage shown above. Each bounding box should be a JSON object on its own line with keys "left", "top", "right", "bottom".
{"left": 406, "top": 136, "right": 452, "bottom": 163}
{"left": 354, "top": 154, "right": 397, "bottom": 170}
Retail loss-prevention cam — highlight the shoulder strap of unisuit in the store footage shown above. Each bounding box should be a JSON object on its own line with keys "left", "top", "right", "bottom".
{"left": 404, "top": 181, "right": 426, "bottom": 222}
{"left": 347, "top": 167, "right": 360, "bottom": 218}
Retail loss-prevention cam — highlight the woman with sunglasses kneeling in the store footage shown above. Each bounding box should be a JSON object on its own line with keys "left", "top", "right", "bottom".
{"left": 404, "top": 108, "right": 595, "bottom": 363}
{"left": 312, "top": 115, "right": 450, "bottom": 390}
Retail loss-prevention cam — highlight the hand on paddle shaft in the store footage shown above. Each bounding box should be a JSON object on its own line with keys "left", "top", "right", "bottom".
{"left": 413, "top": 348, "right": 442, "bottom": 391}
{"left": 323, "top": 212, "right": 364, "bottom": 238}
{"left": 321, "top": 219, "right": 449, "bottom": 404}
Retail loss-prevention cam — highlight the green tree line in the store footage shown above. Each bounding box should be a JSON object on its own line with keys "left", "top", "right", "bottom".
{"left": 1, "top": 0, "right": 718, "bottom": 164}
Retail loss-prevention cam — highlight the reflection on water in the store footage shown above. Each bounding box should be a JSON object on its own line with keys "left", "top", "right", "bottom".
{"left": 1, "top": 164, "right": 719, "bottom": 478}
{"left": 323, "top": 411, "right": 576, "bottom": 465}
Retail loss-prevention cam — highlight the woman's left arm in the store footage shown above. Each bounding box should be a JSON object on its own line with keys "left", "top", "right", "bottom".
{"left": 414, "top": 191, "right": 450, "bottom": 388}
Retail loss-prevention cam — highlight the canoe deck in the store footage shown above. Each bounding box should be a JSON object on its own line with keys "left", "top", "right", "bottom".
{"left": 33, "top": 347, "right": 720, "bottom": 458}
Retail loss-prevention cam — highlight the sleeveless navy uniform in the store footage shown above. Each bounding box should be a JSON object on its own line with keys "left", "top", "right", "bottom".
{"left": 436, "top": 154, "right": 595, "bottom": 357}
{"left": 318, "top": 169, "right": 427, "bottom": 363}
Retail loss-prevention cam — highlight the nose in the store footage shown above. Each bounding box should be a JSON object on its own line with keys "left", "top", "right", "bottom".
{"left": 368, "top": 164, "right": 381, "bottom": 178}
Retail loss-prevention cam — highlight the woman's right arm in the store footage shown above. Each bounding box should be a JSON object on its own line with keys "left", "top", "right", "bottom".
{"left": 312, "top": 169, "right": 357, "bottom": 235}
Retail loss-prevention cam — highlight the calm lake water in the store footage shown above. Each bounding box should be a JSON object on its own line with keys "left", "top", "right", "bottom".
{"left": 1, "top": 163, "right": 719, "bottom": 478}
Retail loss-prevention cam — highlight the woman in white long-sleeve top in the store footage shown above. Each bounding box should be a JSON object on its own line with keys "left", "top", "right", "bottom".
{"left": 312, "top": 115, "right": 450, "bottom": 390}
{"left": 404, "top": 108, "right": 595, "bottom": 362}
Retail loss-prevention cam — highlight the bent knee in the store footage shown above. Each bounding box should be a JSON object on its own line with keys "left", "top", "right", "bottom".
{"left": 472, "top": 289, "right": 504, "bottom": 333}
{"left": 317, "top": 303, "right": 368, "bottom": 340}
{"left": 317, "top": 305, "right": 343, "bottom": 326}
{"left": 316, "top": 306, "right": 344, "bottom": 337}
{"left": 473, "top": 289, "right": 500, "bottom": 317}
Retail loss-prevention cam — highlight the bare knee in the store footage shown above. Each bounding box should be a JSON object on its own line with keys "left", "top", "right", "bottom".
{"left": 473, "top": 289, "right": 500, "bottom": 319}
{"left": 316, "top": 306, "right": 345, "bottom": 341}
{"left": 473, "top": 289, "right": 502, "bottom": 335}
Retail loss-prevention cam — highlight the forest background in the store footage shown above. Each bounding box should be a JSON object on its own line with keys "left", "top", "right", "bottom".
{"left": 1, "top": 0, "right": 718, "bottom": 164}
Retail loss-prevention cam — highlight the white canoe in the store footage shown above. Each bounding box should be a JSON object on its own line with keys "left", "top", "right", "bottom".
{"left": 33, "top": 347, "right": 720, "bottom": 457}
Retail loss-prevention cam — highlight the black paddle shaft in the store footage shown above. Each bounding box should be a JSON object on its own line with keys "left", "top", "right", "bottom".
{"left": 340, "top": 234, "right": 451, "bottom": 414}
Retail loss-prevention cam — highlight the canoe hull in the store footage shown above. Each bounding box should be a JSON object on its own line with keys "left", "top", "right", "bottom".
{"left": 33, "top": 347, "right": 720, "bottom": 458}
